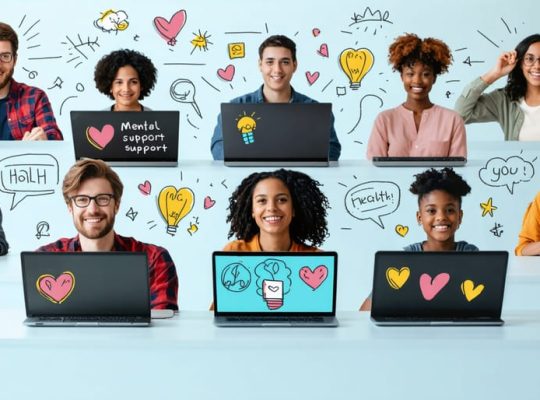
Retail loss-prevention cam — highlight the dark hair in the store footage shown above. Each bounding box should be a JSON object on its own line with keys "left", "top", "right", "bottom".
{"left": 410, "top": 168, "right": 471, "bottom": 206}
{"left": 505, "top": 34, "right": 540, "bottom": 101}
{"left": 227, "top": 169, "right": 329, "bottom": 247}
{"left": 94, "top": 49, "right": 157, "bottom": 99}
{"left": 388, "top": 33, "right": 452, "bottom": 75}
{"left": 0, "top": 22, "right": 18, "bottom": 55}
{"left": 62, "top": 159, "right": 123, "bottom": 204}
{"left": 258, "top": 35, "right": 297, "bottom": 62}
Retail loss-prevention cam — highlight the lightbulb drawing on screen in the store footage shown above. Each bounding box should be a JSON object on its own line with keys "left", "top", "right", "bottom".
{"left": 236, "top": 112, "right": 259, "bottom": 144}
{"left": 339, "top": 48, "right": 374, "bottom": 90}
{"left": 158, "top": 186, "right": 195, "bottom": 236}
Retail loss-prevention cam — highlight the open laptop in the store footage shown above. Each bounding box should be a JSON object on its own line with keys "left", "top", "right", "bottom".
{"left": 21, "top": 252, "right": 151, "bottom": 327}
{"left": 371, "top": 251, "right": 508, "bottom": 326}
{"left": 213, "top": 251, "right": 338, "bottom": 327}
{"left": 221, "top": 103, "right": 332, "bottom": 166}
{"left": 70, "top": 111, "right": 179, "bottom": 166}
{"left": 372, "top": 156, "right": 467, "bottom": 167}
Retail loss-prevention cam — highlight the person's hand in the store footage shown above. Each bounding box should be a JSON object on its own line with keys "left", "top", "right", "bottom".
{"left": 482, "top": 50, "right": 518, "bottom": 84}
{"left": 22, "top": 127, "right": 48, "bottom": 141}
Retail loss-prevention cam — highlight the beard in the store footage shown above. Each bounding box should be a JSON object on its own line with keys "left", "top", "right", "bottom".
{"left": 74, "top": 213, "right": 116, "bottom": 240}
{"left": 0, "top": 66, "right": 14, "bottom": 92}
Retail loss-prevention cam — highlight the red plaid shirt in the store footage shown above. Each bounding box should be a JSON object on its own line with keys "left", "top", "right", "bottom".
{"left": 36, "top": 233, "right": 178, "bottom": 310}
{"left": 6, "top": 79, "right": 63, "bottom": 140}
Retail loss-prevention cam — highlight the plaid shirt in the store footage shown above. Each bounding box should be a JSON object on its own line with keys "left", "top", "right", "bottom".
{"left": 36, "top": 233, "right": 178, "bottom": 310}
{"left": 6, "top": 79, "right": 63, "bottom": 140}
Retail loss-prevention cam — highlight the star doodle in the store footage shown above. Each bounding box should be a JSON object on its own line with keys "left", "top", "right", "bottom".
{"left": 480, "top": 197, "right": 497, "bottom": 217}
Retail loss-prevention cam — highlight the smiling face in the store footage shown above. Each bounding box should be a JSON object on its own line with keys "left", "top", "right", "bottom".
{"left": 521, "top": 41, "right": 540, "bottom": 89}
{"left": 417, "top": 189, "right": 463, "bottom": 250}
{"left": 68, "top": 177, "right": 119, "bottom": 241}
{"left": 251, "top": 177, "right": 294, "bottom": 241}
{"left": 400, "top": 61, "right": 435, "bottom": 103}
{"left": 110, "top": 65, "right": 141, "bottom": 111}
{"left": 259, "top": 46, "right": 297, "bottom": 97}
{"left": 0, "top": 40, "right": 16, "bottom": 96}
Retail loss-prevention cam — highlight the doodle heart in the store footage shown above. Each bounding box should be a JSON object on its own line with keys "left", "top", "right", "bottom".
{"left": 36, "top": 272, "right": 75, "bottom": 304}
{"left": 203, "top": 196, "right": 216, "bottom": 209}
{"left": 86, "top": 124, "right": 114, "bottom": 150}
{"left": 299, "top": 265, "right": 328, "bottom": 290}
{"left": 385, "top": 267, "right": 410, "bottom": 290}
{"left": 153, "top": 9, "right": 187, "bottom": 46}
{"left": 217, "top": 65, "right": 235, "bottom": 82}
{"left": 395, "top": 225, "right": 409, "bottom": 237}
{"left": 138, "top": 180, "right": 152, "bottom": 196}
{"left": 460, "top": 280, "right": 485, "bottom": 302}
{"left": 305, "top": 71, "right": 320, "bottom": 85}
{"left": 419, "top": 273, "right": 450, "bottom": 301}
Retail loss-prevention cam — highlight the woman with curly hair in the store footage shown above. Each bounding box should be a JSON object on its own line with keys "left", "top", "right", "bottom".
{"left": 366, "top": 33, "right": 467, "bottom": 159}
{"left": 224, "top": 169, "right": 329, "bottom": 251}
{"left": 94, "top": 49, "right": 157, "bottom": 111}
{"left": 359, "top": 167, "right": 476, "bottom": 311}
{"left": 455, "top": 34, "right": 540, "bottom": 141}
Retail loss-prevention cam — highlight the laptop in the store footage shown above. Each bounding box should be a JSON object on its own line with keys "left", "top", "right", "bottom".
{"left": 21, "top": 252, "right": 151, "bottom": 326}
{"left": 221, "top": 103, "right": 332, "bottom": 166}
{"left": 70, "top": 111, "right": 179, "bottom": 166}
{"left": 371, "top": 251, "right": 508, "bottom": 326}
{"left": 372, "top": 156, "right": 467, "bottom": 167}
{"left": 213, "top": 251, "right": 338, "bottom": 327}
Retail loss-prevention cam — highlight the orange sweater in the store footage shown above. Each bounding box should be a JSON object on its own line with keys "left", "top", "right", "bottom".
{"left": 515, "top": 192, "right": 540, "bottom": 255}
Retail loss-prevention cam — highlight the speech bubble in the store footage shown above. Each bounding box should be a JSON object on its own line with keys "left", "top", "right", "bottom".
{"left": 479, "top": 156, "right": 534, "bottom": 194}
{"left": 169, "top": 78, "right": 202, "bottom": 118}
{"left": 344, "top": 181, "right": 400, "bottom": 228}
{"left": 0, "top": 153, "right": 59, "bottom": 210}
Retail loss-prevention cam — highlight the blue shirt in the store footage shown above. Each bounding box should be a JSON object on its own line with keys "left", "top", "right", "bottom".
{"left": 210, "top": 85, "right": 341, "bottom": 160}
{"left": 0, "top": 97, "right": 12, "bottom": 140}
{"left": 403, "top": 241, "right": 479, "bottom": 252}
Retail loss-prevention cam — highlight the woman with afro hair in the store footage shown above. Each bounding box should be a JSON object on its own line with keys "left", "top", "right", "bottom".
{"left": 366, "top": 33, "right": 467, "bottom": 159}
{"left": 455, "top": 34, "right": 540, "bottom": 141}
{"left": 94, "top": 49, "right": 157, "bottom": 111}
{"left": 223, "top": 169, "right": 329, "bottom": 252}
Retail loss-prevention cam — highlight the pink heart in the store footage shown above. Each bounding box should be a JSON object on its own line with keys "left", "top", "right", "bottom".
{"left": 203, "top": 196, "right": 215, "bottom": 209}
{"left": 153, "top": 10, "right": 187, "bottom": 45}
{"left": 317, "top": 43, "right": 329, "bottom": 57}
{"left": 86, "top": 124, "right": 114, "bottom": 150}
{"left": 138, "top": 180, "right": 151, "bottom": 196}
{"left": 217, "top": 65, "right": 235, "bottom": 81}
{"left": 299, "top": 265, "right": 328, "bottom": 290}
{"left": 419, "top": 273, "right": 450, "bottom": 301}
{"left": 305, "top": 71, "right": 320, "bottom": 85}
{"left": 312, "top": 28, "right": 321, "bottom": 37}
{"left": 37, "top": 272, "right": 75, "bottom": 304}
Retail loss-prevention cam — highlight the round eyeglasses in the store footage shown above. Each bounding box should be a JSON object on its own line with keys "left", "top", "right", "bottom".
{"left": 69, "top": 194, "right": 115, "bottom": 208}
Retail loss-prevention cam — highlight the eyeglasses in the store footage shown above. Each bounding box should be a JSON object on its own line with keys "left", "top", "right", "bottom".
{"left": 0, "top": 52, "right": 14, "bottom": 63}
{"left": 523, "top": 54, "right": 540, "bottom": 66}
{"left": 69, "top": 194, "right": 115, "bottom": 208}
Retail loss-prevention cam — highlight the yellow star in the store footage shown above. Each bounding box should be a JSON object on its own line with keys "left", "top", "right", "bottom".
{"left": 480, "top": 197, "right": 497, "bottom": 217}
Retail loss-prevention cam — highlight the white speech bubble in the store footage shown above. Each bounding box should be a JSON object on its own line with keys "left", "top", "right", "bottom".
{"left": 479, "top": 156, "right": 534, "bottom": 194}
{"left": 344, "top": 181, "right": 401, "bottom": 228}
{"left": 0, "top": 154, "right": 59, "bottom": 210}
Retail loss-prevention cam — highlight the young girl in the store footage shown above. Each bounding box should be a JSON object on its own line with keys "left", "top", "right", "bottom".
{"left": 94, "top": 49, "right": 157, "bottom": 111}
{"left": 223, "top": 169, "right": 329, "bottom": 251}
{"left": 367, "top": 33, "right": 467, "bottom": 159}
{"left": 359, "top": 167, "right": 476, "bottom": 311}
{"left": 456, "top": 34, "right": 540, "bottom": 141}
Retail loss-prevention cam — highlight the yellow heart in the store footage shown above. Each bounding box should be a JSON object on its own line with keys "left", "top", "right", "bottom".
{"left": 395, "top": 225, "right": 409, "bottom": 237}
{"left": 385, "top": 267, "right": 410, "bottom": 290}
{"left": 460, "top": 280, "right": 485, "bottom": 302}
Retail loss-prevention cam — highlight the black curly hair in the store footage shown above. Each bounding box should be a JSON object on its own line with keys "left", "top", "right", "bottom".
{"left": 410, "top": 168, "right": 471, "bottom": 206}
{"left": 94, "top": 49, "right": 157, "bottom": 100}
{"left": 505, "top": 34, "right": 540, "bottom": 101}
{"left": 226, "top": 169, "right": 329, "bottom": 247}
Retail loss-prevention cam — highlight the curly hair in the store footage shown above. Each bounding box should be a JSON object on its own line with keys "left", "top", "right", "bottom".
{"left": 505, "top": 34, "right": 540, "bottom": 101}
{"left": 226, "top": 169, "right": 329, "bottom": 247}
{"left": 388, "top": 33, "right": 452, "bottom": 75}
{"left": 94, "top": 49, "right": 157, "bottom": 99}
{"left": 410, "top": 168, "right": 471, "bottom": 206}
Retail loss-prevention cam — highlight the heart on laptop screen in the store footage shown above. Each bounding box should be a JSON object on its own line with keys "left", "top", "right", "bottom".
{"left": 36, "top": 271, "right": 76, "bottom": 304}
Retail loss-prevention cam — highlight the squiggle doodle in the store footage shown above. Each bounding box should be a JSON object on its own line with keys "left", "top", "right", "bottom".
{"left": 170, "top": 79, "right": 202, "bottom": 118}
{"left": 346, "top": 94, "right": 383, "bottom": 135}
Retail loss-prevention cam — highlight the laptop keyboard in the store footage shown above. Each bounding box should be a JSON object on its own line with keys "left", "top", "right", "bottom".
{"left": 225, "top": 316, "right": 325, "bottom": 323}
{"left": 36, "top": 316, "right": 148, "bottom": 323}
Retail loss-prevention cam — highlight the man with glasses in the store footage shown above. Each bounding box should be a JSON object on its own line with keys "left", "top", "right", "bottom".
{"left": 37, "top": 159, "right": 178, "bottom": 310}
{"left": 0, "top": 22, "right": 62, "bottom": 140}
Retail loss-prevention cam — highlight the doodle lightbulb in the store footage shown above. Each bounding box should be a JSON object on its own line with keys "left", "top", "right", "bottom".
{"left": 339, "top": 48, "right": 374, "bottom": 90}
{"left": 237, "top": 113, "right": 257, "bottom": 144}
{"left": 158, "top": 186, "right": 195, "bottom": 235}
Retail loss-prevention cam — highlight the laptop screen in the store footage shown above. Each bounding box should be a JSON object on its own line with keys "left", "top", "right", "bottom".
{"left": 371, "top": 251, "right": 508, "bottom": 319}
{"left": 213, "top": 252, "right": 337, "bottom": 315}
{"left": 21, "top": 252, "right": 150, "bottom": 317}
{"left": 221, "top": 103, "right": 331, "bottom": 164}
{"left": 70, "top": 111, "right": 179, "bottom": 165}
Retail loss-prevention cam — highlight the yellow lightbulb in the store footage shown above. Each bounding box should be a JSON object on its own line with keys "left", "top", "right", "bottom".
{"left": 339, "top": 48, "right": 374, "bottom": 90}
{"left": 158, "top": 186, "right": 195, "bottom": 236}
{"left": 237, "top": 116, "right": 256, "bottom": 134}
